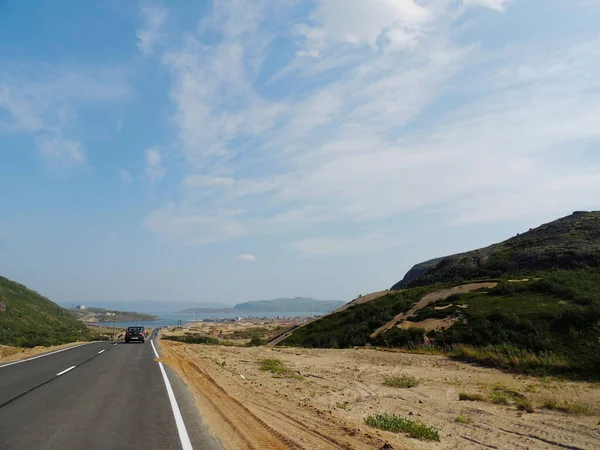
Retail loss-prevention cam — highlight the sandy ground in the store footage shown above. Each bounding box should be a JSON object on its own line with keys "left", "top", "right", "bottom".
{"left": 0, "top": 342, "right": 87, "bottom": 364}
{"left": 159, "top": 337, "right": 600, "bottom": 450}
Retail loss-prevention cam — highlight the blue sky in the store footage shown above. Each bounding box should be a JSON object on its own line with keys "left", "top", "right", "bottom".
{"left": 1, "top": 0, "right": 599, "bottom": 306}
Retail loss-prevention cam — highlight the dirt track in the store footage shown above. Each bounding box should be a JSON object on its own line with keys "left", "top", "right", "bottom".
{"left": 159, "top": 339, "right": 600, "bottom": 450}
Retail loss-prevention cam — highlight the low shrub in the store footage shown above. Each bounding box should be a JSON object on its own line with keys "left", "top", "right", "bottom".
{"left": 382, "top": 374, "right": 420, "bottom": 388}
{"left": 365, "top": 413, "right": 440, "bottom": 441}
{"left": 540, "top": 398, "right": 593, "bottom": 415}
{"left": 454, "top": 414, "right": 472, "bottom": 424}
{"left": 458, "top": 392, "right": 486, "bottom": 402}
{"left": 162, "top": 334, "right": 220, "bottom": 345}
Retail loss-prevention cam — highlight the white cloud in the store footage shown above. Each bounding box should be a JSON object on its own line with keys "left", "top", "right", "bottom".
{"left": 234, "top": 253, "right": 256, "bottom": 261}
{"left": 142, "top": 203, "right": 247, "bottom": 245}
{"left": 294, "top": 0, "right": 431, "bottom": 54}
{"left": 37, "top": 135, "right": 86, "bottom": 170}
{"left": 120, "top": 169, "right": 133, "bottom": 185}
{"left": 463, "top": 0, "right": 515, "bottom": 11}
{"left": 143, "top": 0, "right": 600, "bottom": 253}
{"left": 0, "top": 65, "right": 128, "bottom": 170}
{"left": 290, "top": 232, "right": 407, "bottom": 257}
{"left": 145, "top": 148, "right": 165, "bottom": 183}
{"left": 137, "top": 4, "right": 168, "bottom": 55}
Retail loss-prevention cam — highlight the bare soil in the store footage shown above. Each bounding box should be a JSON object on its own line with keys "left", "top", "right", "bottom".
{"left": 159, "top": 332, "right": 600, "bottom": 449}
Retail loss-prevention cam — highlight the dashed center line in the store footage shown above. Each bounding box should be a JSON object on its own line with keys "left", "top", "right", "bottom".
{"left": 98, "top": 350, "right": 105, "bottom": 354}
{"left": 56, "top": 366, "right": 76, "bottom": 377}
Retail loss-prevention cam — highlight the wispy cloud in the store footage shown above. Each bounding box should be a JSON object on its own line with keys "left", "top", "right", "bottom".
{"left": 234, "top": 253, "right": 256, "bottom": 261}
{"left": 290, "top": 232, "right": 407, "bottom": 257}
{"left": 120, "top": 169, "right": 133, "bottom": 185}
{"left": 0, "top": 65, "right": 128, "bottom": 171}
{"left": 463, "top": 0, "right": 515, "bottom": 11}
{"left": 144, "top": 148, "right": 165, "bottom": 183}
{"left": 137, "top": 3, "right": 168, "bottom": 56}
{"left": 37, "top": 135, "right": 86, "bottom": 171}
{"left": 142, "top": 0, "right": 600, "bottom": 252}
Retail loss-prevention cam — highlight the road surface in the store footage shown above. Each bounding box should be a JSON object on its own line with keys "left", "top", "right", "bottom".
{"left": 0, "top": 332, "right": 223, "bottom": 450}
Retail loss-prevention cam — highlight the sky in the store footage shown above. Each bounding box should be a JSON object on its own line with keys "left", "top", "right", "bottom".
{"left": 1, "top": 0, "right": 599, "bottom": 306}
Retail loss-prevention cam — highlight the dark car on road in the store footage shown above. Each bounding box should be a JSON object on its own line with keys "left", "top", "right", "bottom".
{"left": 124, "top": 326, "right": 145, "bottom": 343}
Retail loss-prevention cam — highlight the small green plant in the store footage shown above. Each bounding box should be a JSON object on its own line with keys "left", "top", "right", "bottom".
{"left": 365, "top": 413, "right": 440, "bottom": 442}
{"left": 525, "top": 384, "right": 537, "bottom": 393}
{"left": 540, "top": 398, "right": 592, "bottom": 415}
{"left": 162, "top": 334, "right": 220, "bottom": 345}
{"left": 459, "top": 392, "right": 486, "bottom": 402}
{"left": 335, "top": 401, "right": 351, "bottom": 411}
{"left": 382, "top": 374, "right": 420, "bottom": 388}
{"left": 455, "top": 414, "right": 472, "bottom": 424}
{"left": 515, "top": 397, "right": 535, "bottom": 413}
{"left": 260, "top": 358, "right": 291, "bottom": 375}
{"left": 491, "top": 391, "right": 510, "bottom": 405}
{"left": 247, "top": 335, "right": 266, "bottom": 346}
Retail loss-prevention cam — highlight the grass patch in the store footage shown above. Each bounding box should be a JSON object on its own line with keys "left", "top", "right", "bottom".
{"left": 458, "top": 392, "right": 486, "bottom": 402}
{"left": 491, "top": 391, "right": 510, "bottom": 405}
{"left": 540, "top": 398, "right": 593, "bottom": 415}
{"left": 455, "top": 414, "right": 472, "bottom": 424}
{"left": 382, "top": 374, "right": 420, "bottom": 388}
{"left": 515, "top": 397, "right": 535, "bottom": 413}
{"left": 335, "top": 401, "right": 351, "bottom": 411}
{"left": 365, "top": 413, "right": 440, "bottom": 442}
{"left": 246, "top": 335, "right": 266, "bottom": 346}
{"left": 162, "top": 334, "right": 220, "bottom": 345}
{"left": 491, "top": 386, "right": 525, "bottom": 400}
{"left": 259, "top": 358, "right": 301, "bottom": 378}
{"left": 450, "top": 344, "right": 573, "bottom": 376}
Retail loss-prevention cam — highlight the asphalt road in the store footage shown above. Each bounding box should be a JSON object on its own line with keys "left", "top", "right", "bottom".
{"left": 0, "top": 333, "right": 223, "bottom": 450}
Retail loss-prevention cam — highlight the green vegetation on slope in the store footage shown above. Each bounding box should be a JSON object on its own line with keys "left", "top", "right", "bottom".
{"left": 420, "top": 270, "right": 600, "bottom": 375}
{"left": 283, "top": 288, "right": 429, "bottom": 348}
{"left": 0, "top": 276, "right": 89, "bottom": 347}
{"left": 282, "top": 270, "right": 600, "bottom": 377}
{"left": 393, "top": 211, "right": 600, "bottom": 288}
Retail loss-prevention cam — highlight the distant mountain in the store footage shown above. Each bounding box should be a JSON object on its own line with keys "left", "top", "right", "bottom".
{"left": 233, "top": 297, "right": 345, "bottom": 312}
{"left": 392, "top": 211, "right": 600, "bottom": 289}
{"left": 1, "top": 276, "right": 89, "bottom": 347}
{"left": 182, "top": 298, "right": 344, "bottom": 314}
{"left": 59, "top": 300, "right": 229, "bottom": 313}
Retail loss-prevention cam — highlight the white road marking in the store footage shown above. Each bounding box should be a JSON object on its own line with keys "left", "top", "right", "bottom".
{"left": 0, "top": 343, "right": 91, "bottom": 369}
{"left": 98, "top": 350, "right": 105, "bottom": 354}
{"left": 56, "top": 366, "right": 76, "bottom": 376}
{"left": 151, "top": 339, "right": 193, "bottom": 450}
{"left": 150, "top": 339, "right": 160, "bottom": 358}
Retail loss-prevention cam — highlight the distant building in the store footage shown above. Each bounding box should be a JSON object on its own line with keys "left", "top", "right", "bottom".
{"left": 75, "top": 305, "right": 86, "bottom": 310}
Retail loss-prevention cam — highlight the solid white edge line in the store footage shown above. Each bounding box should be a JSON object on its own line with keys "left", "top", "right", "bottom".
{"left": 151, "top": 339, "right": 193, "bottom": 450}
{"left": 56, "top": 365, "right": 76, "bottom": 376}
{"left": 98, "top": 350, "right": 105, "bottom": 354}
{"left": 0, "top": 342, "right": 91, "bottom": 369}
{"left": 150, "top": 339, "right": 160, "bottom": 358}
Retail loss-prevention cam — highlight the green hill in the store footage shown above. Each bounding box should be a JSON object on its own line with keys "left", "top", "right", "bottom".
{"left": 282, "top": 212, "right": 600, "bottom": 377}
{"left": 0, "top": 276, "right": 89, "bottom": 347}
{"left": 392, "top": 211, "right": 600, "bottom": 289}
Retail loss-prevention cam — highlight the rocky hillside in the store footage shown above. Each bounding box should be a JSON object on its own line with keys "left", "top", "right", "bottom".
{"left": 392, "top": 211, "right": 600, "bottom": 289}
{"left": 0, "top": 276, "right": 89, "bottom": 347}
